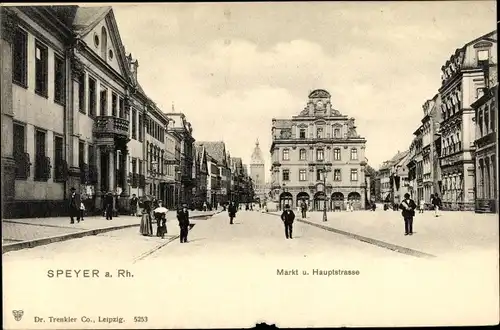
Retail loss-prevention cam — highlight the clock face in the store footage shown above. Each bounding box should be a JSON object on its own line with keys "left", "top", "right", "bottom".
{"left": 317, "top": 101, "right": 323, "bottom": 108}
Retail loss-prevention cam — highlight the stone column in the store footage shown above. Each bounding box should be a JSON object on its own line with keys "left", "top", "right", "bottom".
{"left": 95, "top": 146, "right": 102, "bottom": 209}
{"left": 1, "top": 8, "right": 17, "bottom": 204}
{"left": 68, "top": 53, "right": 84, "bottom": 196}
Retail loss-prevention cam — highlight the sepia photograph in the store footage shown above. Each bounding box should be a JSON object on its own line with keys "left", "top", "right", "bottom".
{"left": 1, "top": 1, "right": 498, "bottom": 329}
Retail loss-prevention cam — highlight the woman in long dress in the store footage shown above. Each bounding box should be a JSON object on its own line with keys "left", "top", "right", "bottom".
{"left": 140, "top": 201, "right": 153, "bottom": 236}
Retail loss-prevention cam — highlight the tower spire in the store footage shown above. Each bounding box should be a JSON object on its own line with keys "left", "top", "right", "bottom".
{"left": 172, "top": 101, "right": 175, "bottom": 112}
{"left": 256, "top": 138, "right": 259, "bottom": 146}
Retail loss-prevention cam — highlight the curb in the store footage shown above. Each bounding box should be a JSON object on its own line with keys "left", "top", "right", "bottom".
{"left": 2, "top": 212, "right": 219, "bottom": 254}
{"left": 266, "top": 213, "right": 436, "bottom": 259}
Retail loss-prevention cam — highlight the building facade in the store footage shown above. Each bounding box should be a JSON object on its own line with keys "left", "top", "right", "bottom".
{"left": 270, "top": 89, "right": 368, "bottom": 211}
{"left": 438, "top": 30, "right": 497, "bottom": 210}
{"left": 250, "top": 139, "right": 266, "bottom": 203}
{"left": 472, "top": 84, "right": 498, "bottom": 213}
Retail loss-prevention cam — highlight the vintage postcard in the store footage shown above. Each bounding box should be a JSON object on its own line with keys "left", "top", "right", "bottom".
{"left": 1, "top": 1, "right": 498, "bottom": 329}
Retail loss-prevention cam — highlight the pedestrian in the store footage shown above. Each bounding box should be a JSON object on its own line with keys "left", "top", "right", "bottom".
{"left": 228, "top": 201, "right": 237, "bottom": 224}
{"left": 177, "top": 204, "right": 190, "bottom": 243}
{"left": 300, "top": 199, "right": 307, "bottom": 219}
{"left": 140, "top": 200, "right": 153, "bottom": 236}
{"left": 371, "top": 202, "right": 376, "bottom": 211}
{"left": 419, "top": 199, "right": 425, "bottom": 214}
{"left": 154, "top": 201, "right": 168, "bottom": 239}
{"left": 203, "top": 201, "right": 207, "bottom": 212}
{"left": 68, "top": 187, "right": 81, "bottom": 224}
{"left": 281, "top": 204, "right": 295, "bottom": 239}
{"left": 130, "top": 194, "right": 139, "bottom": 216}
{"left": 400, "top": 193, "right": 417, "bottom": 236}
{"left": 104, "top": 192, "right": 114, "bottom": 220}
{"left": 431, "top": 193, "right": 442, "bottom": 217}
{"left": 79, "top": 201, "right": 86, "bottom": 222}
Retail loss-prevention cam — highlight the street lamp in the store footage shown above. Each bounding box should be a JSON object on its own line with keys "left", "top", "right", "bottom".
{"left": 317, "top": 163, "right": 332, "bottom": 222}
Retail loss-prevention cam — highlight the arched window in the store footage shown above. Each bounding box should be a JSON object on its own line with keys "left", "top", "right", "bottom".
{"left": 334, "top": 128, "right": 341, "bottom": 138}
{"left": 101, "top": 26, "right": 108, "bottom": 61}
{"left": 299, "top": 148, "right": 306, "bottom": 161}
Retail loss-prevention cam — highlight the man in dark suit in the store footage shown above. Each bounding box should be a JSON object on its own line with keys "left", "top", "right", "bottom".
{"left": 281, "top": 204, "right": 295, "bottom": 239}
{"left": 69, "top": 187, "right": 81, "bottom": 224}
{"left": 177, "top": 204, "right": 190, "bottom": 243}
{"left": 104, "top": 192, "right": 114, "bottom": 220}
{"left": 228, "top": 201, "right": 237, "bottom": 224}
{"left": 401, "top": 193, "right": 417, "bottom": 236}
{"left": 300, "top": 199, "right": 308, "bottom": 219}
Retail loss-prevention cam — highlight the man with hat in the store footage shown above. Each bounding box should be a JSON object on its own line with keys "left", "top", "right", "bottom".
{"left": 104, "top": 191, "right": 114, "bottom": 220}
{"left": 228, "top": 201, "right": 237, "bottom": 225}
{"left": 401, "top": 193, "right": 417, "bottom": 236}
{"left": 68, "top": 187, "right": 81, "bottom": 224}
{"left": 280, "top": 204, "right": 296, "bottom": 239}
{"left": 177, "top": 203, "right": 190, "bottom": 243}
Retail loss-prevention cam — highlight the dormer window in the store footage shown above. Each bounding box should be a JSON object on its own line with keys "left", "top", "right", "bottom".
{"left": 478, "top": 50, "right": 489, "bottom": 62}
{"left": 334, "top": 128, "right": 340, "bottom": 138}
{"left": 316, "top": 127, "right": 323, "bottom": 138}
{"left": 299, "top": 129, "right": 306, "bottom": 139}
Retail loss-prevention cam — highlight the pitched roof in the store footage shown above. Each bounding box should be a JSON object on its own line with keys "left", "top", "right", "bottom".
{"left": 72, "top": 6, "right": 112, "bottom": 36}
{"left": 195, "top": 141, "right": 226, "bottom": 165}
{"left": 379, "top": 150, "right": 409, "bottom": 170}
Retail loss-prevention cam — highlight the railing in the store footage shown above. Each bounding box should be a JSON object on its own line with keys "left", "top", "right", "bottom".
{"left": 14, "top": 152, "right": 31, "bottom": 179}
{"left": 95, "top": 116, "right": 130, "bottom": 138}
{"left": 34, "top": 155, "right": 51, "bottom": 181}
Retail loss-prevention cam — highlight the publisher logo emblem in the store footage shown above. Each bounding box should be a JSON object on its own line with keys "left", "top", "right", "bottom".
{"left": 12, "top": 310, "right": 24, "bottom": 321}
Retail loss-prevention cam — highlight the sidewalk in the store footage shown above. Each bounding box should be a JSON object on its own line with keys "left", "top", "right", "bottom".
{"left": 2, "top": 210, "right": 219, "bottom": 252}
{"left": 272, "top": 209, "right": 499, "bottom": 257}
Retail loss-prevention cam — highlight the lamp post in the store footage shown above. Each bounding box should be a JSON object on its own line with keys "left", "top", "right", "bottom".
{"left": 318, "top": 163, "right": 332, "bottom": 222}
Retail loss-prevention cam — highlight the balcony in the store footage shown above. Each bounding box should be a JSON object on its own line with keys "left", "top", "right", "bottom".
{"left": 94, "top": 116, "right": 130, "bottom": 140}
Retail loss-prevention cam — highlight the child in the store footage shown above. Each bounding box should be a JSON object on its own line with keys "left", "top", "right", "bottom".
{"left": 419, "top": 199, "right": 425, "bottom": 213}
{"left": 79, "top": 202, "right": 85, "bottom": 222}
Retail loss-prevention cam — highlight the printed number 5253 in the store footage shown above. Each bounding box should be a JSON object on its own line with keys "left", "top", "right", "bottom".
{"left": 134, "top": 317, "right": 148, "bottom": 322}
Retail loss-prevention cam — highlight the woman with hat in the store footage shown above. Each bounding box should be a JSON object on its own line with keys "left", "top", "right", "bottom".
{"left": 140, "top": 200, "right": 153, "bottom": 236}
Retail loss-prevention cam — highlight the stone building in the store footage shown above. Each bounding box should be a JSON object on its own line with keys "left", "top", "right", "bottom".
{"left": 1, "top": 6, "right": 186, "bottom": 217}
{"left": 438, "top": 30, "right": 497, "bottom": 210}
{"left": 270, "top": 89, "right": 368, "bottom": 211}
{"left": 472, "top": 83, "right": 497, "bottom": 213}
{"left": 250, "top": 139, "right": 266, "bottom": 203}
{"left": 195, "top": 141, "right": 230, "bottom": 206}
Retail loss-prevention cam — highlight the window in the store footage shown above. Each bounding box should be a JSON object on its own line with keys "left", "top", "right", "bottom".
{"left": 334, "top": 169, "right": 341, "bottom": 181}
{"left": 478, "top": 110, "right": 483, "bottom": 137}
{"left": 299, "top": 129, "right": 306, "bottom": 139}
{"left": 316, "top": 149, "right": 324, "bottom": 161}
{"left": 350, "top": 148, "right": 358, "bottom": 160}
{"left": 477, "top": 50, "right": 489, "bottom": 62}
{"left": 282, "top": 149, "right": 289, "bottom": 160}
{"left": 317, "top": 127, "right": 323, "bottom": 138}
{"left": 484, "top": 105, "right": 490, "bottom": 135}
{"left": 282, "top": 169, "right": 290, "bottom": 181}
{"left": 13, "top": 123, "right": 25, "bottom": 157}
{"left": 79, "top": 141, "right": 85, "bottom": 167}
{"left": 138, "top": 113, "right": 144, "bottom": 142}
{"left": 119, "top": 97, "right": 124, "bottom": 118}
{"left": 299, "top": 169, "right": 307, "bottom": 181}
{"left": 54, "top": 135, "right": 64, "bottom": 180}
{"left": 316, "top": 169, "right": 323, "bottom": 181}
{"left": 132, "top": 158, "right": 137, "bottom": 173}
{"left": 299, "top": 149, "right": 306, "bottom": 160}
{"left": 100, "top": 88, "right": 107, "bottom": 116}
{"left": 12, "top": 28, "right": 28, "bottom": 86}
{"left": 333, "top": 148, "right": 341, "bottom": 160}
{"left": 350, "top": 169, "right": 358, "bottom": 181}
{"left": 88, "top": 144, "right": 95, "bottom": 166}
{"left": 88, "top": 78, "right": 96, "bottom": 117}
{"left": 34, "top": 129, "right": 46, "bottom": 180}
{"left": 112, "top": 93, "right": 118, "bottom": 117}
{"left": 54, "top": 55, "right": 65, "bottom": 104}
{"left": 78, "top": 74, "right": 85, "bottom": 113}
{"left": 334, "top": 128, "right": 340, "bottom": 138}
{"left": 34, "top": 41, "right": 48, "bottom": 97}
{"left": 132, "top": 108, "right": 137, "bottom": 140}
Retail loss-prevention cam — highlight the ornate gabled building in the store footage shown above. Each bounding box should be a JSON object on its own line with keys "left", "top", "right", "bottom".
{"left": 193, "top": 144, "right": 208, "bottom": 209}
{"left": 270, "top": 89, "right": 368, "bottom": 211}
{"left": 165, "top": 112, "right": 195, "bottom": 206}
{"left": 438, "top": 30, "right": 497, "bottom": 210}
{"left": 250, "top": 139, "right": 266, "bottom": 203}
{"left": 195, "top": 141, "right": 230, "bottom": 206}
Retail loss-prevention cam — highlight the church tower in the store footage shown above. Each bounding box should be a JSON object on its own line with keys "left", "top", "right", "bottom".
{"left": 250, "top": 138, "right": 266, "bottom": 202}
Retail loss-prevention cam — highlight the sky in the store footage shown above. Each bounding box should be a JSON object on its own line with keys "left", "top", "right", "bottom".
{"left": 111, "top": 1, "right": 496, "bottom": 175}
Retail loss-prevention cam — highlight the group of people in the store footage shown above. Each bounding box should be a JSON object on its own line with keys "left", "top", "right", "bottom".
{"left": 139, "top": 201, "right": 191, "bottom": 243}
{"left": 68, "top": 187, "right": 115, "bottom": 223}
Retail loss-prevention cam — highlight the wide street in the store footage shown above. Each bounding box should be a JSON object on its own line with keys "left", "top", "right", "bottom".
{"left": 3, "top": 210, "right": 499, "bottom": 328}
